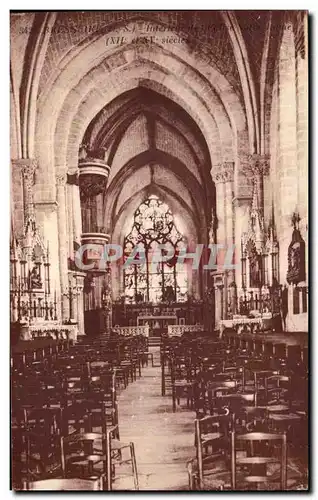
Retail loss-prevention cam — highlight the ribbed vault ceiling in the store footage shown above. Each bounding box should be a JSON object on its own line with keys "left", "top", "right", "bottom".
{"left": 81, "top": 87, "right": 214, "bottom": 242}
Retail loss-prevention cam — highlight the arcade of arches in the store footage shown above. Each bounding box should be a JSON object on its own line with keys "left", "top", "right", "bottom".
{"left": 10, "top": 11, "right": 308, "bottom": 338}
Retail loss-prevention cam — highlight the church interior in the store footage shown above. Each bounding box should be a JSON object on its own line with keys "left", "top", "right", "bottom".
{"left": 10, "top": 11, "right": 308, "bottom": 491}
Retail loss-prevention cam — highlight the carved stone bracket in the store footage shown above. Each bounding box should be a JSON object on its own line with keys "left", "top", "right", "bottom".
{"left": 211, "top": 162, "right": 234, "bottom": 184}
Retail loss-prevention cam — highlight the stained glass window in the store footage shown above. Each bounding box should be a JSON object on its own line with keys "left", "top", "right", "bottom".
{"left": 123, "top": 196, "right": 188, "bottom": 304}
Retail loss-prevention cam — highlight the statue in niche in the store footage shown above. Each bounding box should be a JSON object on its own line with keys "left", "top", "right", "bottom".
{"left": 287, "top": 213, "right": 306, "bottom": 285}
{"left": 30, "top": 266, "right": 42, "bottom": 289}
{"left": 249, "top": 250, "right": 261, "bottom": 288}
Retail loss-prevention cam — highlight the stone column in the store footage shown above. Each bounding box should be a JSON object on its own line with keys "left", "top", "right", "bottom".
{"left": 56, "top": 174, "right": 70, "bottom": 321}
{"left": 71, "top": 175, "right": 82, "bottom": 251}
{"left": 34, "top": 201, "right": 61, "bottom": 318}
{"left": 213, "top": 281, "right": 224, "bottom": 328}
{"left": 66, "top": 174, "right": 74, "bottom": 260}
{"left": 211, "top": 166, "right": 226, "bottom": 249}
{"left": 223, "top": 163, "right": 236, "bottom": 315}
{"left": 78, "top": 158, "right": 110, "bottom": 335}
{"left": 66, "top": 172, "right": 81, "bottom": 266}
{"left": 211, "top": 162, "right": 235, "bottom": 319}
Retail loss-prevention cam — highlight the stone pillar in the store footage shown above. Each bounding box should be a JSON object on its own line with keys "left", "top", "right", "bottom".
{"left": 215, "top": 283, "right": 224, "bottom": 325}
{"left": 211, "top": 166, "right": 226, "bottom": 249}
{"left": 71, "top": 175, "right": 82, "bottom": 251}
{"left": 66, "top": 175, "right": 74, "bottom": 260}
{"left": 34, "top": 201, "right": 61, "bottom": 318}
{"left": 211, "top": 162, "right": 235, "bottom": 318}
{"left": 79, "top": 158, "right": 109, "bottom": 235}
{"left": 66, "top": 172, "right": 81, "bottom": 265}
{"left": 233, "top": 198, "right": 250, "bottom": 290}
{"left": 56, "top": 174, "right": 70, "bottom": 321}
{"left": 78, "top": 158, "right": 110, "bottom": 335}
{"left": 278, "top": 23, "right": 298, "bottom": 284}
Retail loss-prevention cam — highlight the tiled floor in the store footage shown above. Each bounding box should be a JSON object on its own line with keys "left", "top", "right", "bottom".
{"left": 113, "top": 348, "right": 195, "bottom": 491}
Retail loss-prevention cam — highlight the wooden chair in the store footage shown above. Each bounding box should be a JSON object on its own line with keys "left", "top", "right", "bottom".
{"left": 171, "top": 354, "right": 196, "bottom": 412}
{"left": 64, "top": 397, "right": 138, "bottom": 491}
{"left": 88, "top": 373, "right": 119, "bottom": 435}
{"left": 19, "top": 408, "right": 62, "bottom": 485}
{"left": 189, "top": 411, "right": 232, "bottom": 490}
{"left": 233, "top": 406, "right": 269, "bottom": 434}
{"left": 265, "top": 375, "right": 291, "bottom": 406}
{"left": 231, "top": 431, "right": 287, "bottom": 490}
{"left": 106, "top": 424, "right": 139, "bottom": 491}
{"left": 61, "top": 432, "right": 108, "bottom": 489}
{"left": 22, "top": 477, "right": 103, "bottom": 490}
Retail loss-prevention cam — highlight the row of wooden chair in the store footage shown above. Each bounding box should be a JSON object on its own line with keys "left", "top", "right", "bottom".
{"left": 11, "top": 334, "right": 146, "bottom": 490}
{"left": 159, "top": 332, "right": 308, "bottom": 491}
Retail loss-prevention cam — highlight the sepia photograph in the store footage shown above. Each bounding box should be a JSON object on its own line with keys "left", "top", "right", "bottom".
{"left": 10, "top": 10, "right": 309, "bottom": 491}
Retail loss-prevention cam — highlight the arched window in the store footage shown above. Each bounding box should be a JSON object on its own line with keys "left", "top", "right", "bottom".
{"left": 123, "top": 195, "right": 188, "bottom": 304}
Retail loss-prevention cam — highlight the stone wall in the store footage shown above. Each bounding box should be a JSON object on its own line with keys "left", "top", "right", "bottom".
{"left": 267, "top": 15, "right": 308, "bottom": 331}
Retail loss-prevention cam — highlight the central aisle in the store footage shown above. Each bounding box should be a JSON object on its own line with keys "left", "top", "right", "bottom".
{"left": 113, "top": 348, "right": 196, "bottom": 491}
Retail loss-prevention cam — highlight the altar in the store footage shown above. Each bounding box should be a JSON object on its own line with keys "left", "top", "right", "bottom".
{"left": 18, "top": 320, "right": 79, "bottom": 342}
{"left": 137, "top": 315, "right": 178, "bottom": 336}
{"left": 219, "top": 314, "right": 273, "bottom": 337}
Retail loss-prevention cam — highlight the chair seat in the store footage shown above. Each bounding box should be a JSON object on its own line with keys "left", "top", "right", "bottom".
{"left": 200, "top": 470, "right": 231, "bottom": 490}
{"left": 67, "top": 454, "right": 105, "bottom": 466}
{"left": 201, "top": 432, "right": 223, "bottom": 443}
{"left": 111, "top": 439, "right": 131, "bottom": 450}
{"left": 269, "top": 413, "right": 301, "bottom": 421}
{"left": 236, "top": 456, "right": 278, "bottom": 465}
{"left": 174, "top": 380, "right": 194, "bottom": 387}
{"left": 244, "top": 475, "right": 273, "bottom": 484}
{"left": 265, "top": 404, "right": 289, "bottom": 412}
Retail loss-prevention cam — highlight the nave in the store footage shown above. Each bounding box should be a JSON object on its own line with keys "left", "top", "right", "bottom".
{"left": 11, "top": 330, "right": 308, "bottom": 491}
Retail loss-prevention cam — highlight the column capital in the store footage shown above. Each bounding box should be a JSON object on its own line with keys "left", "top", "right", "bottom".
{"left": 242, "top": 154, "right": 270, "bottom": 177}
{"left": 12, "top": 158, "right": 37, "bottom": 186}
{"left": 12, "top": 158, "right": 37, "bottom": 171}
{"left": 56, "top": 173, "right": 67, "bottom": 186}
{"left": 211, "top": 162, "right": 234, "bottom": 184}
